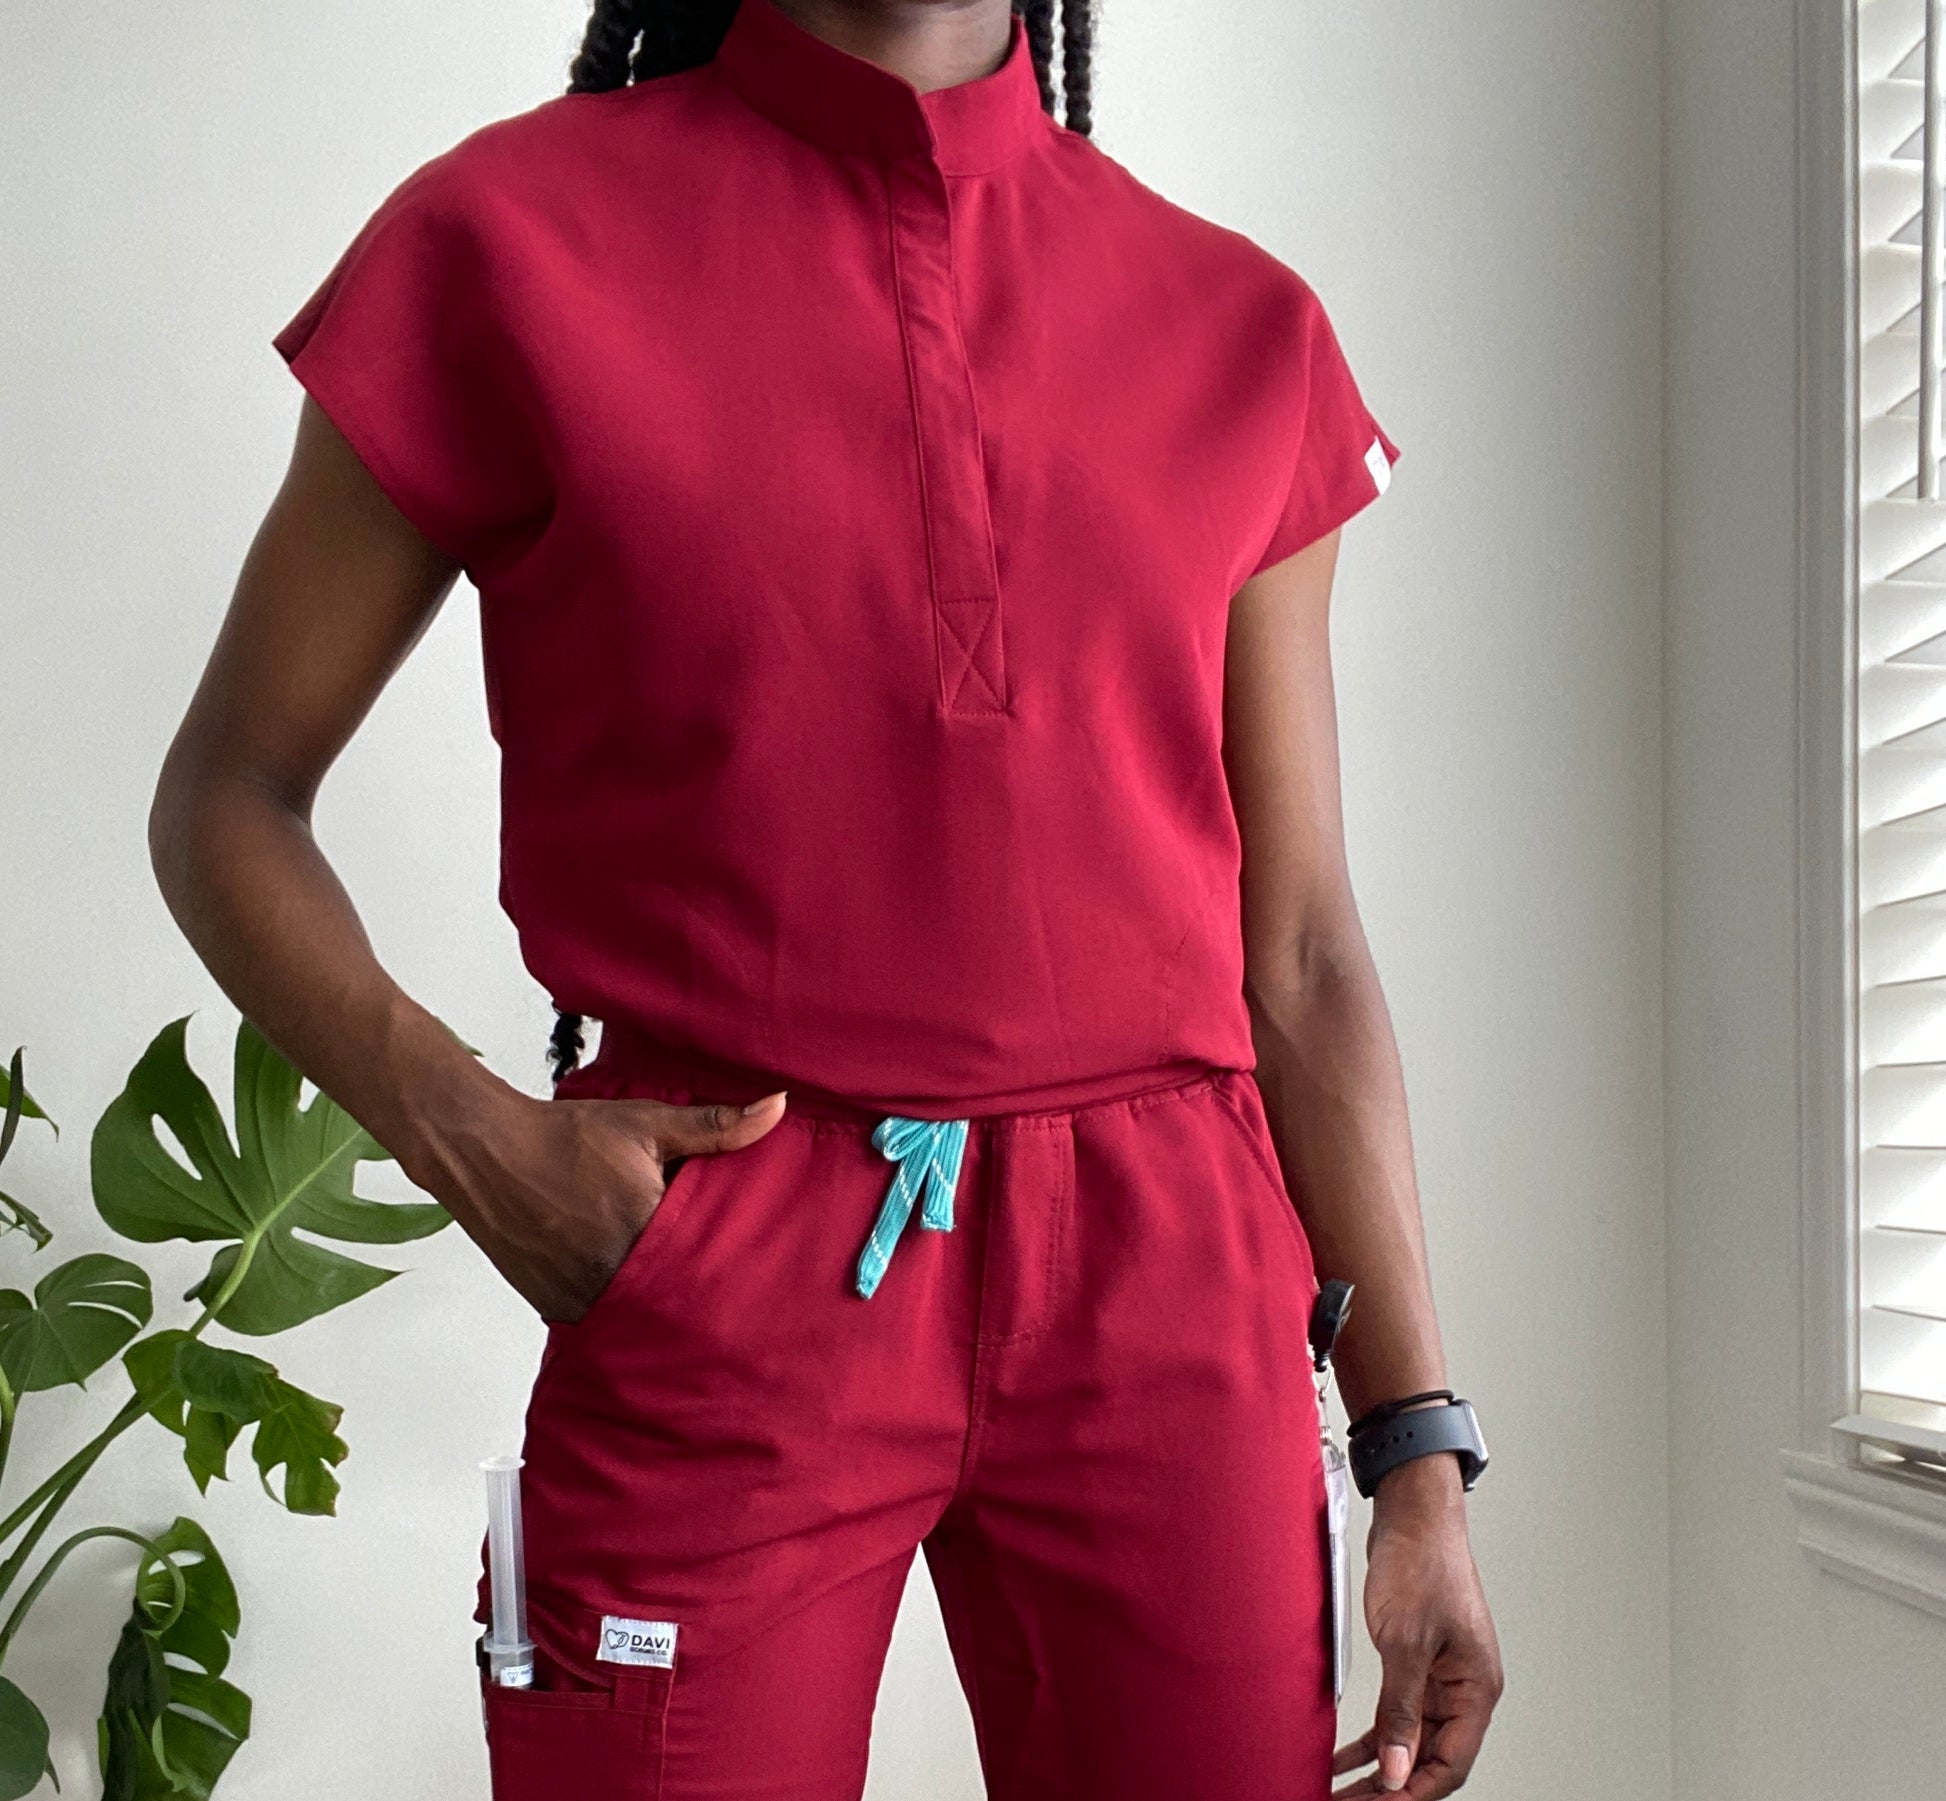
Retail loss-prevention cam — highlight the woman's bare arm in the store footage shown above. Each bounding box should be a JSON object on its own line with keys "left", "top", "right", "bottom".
{"left": 1225, "top": 530, "right": 1443, "bottom": 1432}
{"left": 150, "top": 398, "right": 782, "bottom": 1319}
{"left": 1224, "top": 530, "right": 1501, "bottom": 1799}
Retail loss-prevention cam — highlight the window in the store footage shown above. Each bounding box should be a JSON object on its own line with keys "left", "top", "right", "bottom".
{"left": 1850, "top": 0, "right": 1946, "bottom": 1475}
{"left": 1782, "top": 0, "right": 1946, "bottom": 1621}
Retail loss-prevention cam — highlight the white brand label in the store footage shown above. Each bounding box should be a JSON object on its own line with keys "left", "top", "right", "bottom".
{"left": 597, "top": 1616, "right": 678, "bottom": 1669}
{"left": 1364, "top": 437, "right": 1393, "bottom": 497}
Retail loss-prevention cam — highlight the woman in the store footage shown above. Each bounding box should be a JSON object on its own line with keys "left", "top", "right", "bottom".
{"left": 150, "top": 1, "right": 1502, "bottom": 1796}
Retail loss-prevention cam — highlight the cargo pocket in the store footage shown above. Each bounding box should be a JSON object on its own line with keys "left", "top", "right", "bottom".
{"left": 479, "top": 1610, "right": 672, "bottom": 1799}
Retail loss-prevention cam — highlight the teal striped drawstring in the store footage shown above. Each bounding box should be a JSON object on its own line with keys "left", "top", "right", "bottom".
{"left": 854, "top": 1116, "right": 969, "bottom": 1299}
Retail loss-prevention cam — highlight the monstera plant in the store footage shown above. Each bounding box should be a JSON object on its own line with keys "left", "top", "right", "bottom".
{"left": 0, "top": 1018, "right": 449, "bottom": 1798}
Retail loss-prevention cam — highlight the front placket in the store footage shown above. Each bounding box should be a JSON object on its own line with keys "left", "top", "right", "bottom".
{"left": 883, "top": 156, "right": 1009, "bottom": 718}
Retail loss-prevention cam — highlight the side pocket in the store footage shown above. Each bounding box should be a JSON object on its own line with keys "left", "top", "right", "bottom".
{"left": 558, "top": 1152, "right": 708, "bottom": 1338}
{"left": 1211, "top": 1075, "right": 1318, "bottom": 1292}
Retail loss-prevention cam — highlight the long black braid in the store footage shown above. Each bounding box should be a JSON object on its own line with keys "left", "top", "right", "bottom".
{"left": 1055, "top": 0, "right": 1092, "bottom": 138}
{"left": 549, "top": 0, "right": 1097, "bottom": 1086}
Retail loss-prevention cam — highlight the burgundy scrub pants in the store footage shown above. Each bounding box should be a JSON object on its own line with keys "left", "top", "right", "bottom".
{"left": 476, "top": 1060, "right": 1333, "bottom": 1799}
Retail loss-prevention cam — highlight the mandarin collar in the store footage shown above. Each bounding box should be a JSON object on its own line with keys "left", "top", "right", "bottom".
{"left": 714, "top": 0, "right": 1050, "bottom": 175}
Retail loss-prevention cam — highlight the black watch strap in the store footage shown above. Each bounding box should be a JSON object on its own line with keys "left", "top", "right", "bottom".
{"left": 1347, "top": 1397, "right": 1488, "bottom": 1500}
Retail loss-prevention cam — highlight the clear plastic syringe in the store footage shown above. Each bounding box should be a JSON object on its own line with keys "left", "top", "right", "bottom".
{"left": 480, "top": 1454, "right": 535, "bottom": 1688}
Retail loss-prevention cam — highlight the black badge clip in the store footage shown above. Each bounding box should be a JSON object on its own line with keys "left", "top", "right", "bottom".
{"left": 1309, "top": 1278, "right": 1354, "bottom": 1377}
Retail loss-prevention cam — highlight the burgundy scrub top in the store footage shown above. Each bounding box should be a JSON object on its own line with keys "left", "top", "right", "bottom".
{"left": 274, "top": 0, "right": 1399, "bottom": 1116}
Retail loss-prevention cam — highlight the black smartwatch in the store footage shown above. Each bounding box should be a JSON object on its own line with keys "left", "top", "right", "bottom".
{"left": 1346, "top": 1392, "right": 1488, "bottom": 1500}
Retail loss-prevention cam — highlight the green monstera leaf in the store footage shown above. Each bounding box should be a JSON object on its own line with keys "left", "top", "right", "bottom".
{"left": 0, "top": 1048, "right": 53, "bottom": 1250}
{"left": 0, "top": 1677, "right": 53, "bottom": 1801}
{"left": 91, "top": 1018, "right": 448, "bottom": 1335}
{"left": 98, "top": 1517, "right": 249, "bottom": 1801}
{"left": 0, "top": 1253, "right": 151, "bottom": 1392}
{"left": 126, "top": 1332, "right": 348, "bottom": 1515}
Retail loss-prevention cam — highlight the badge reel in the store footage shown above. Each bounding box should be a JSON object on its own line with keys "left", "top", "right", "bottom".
{"left": 1308, "top": 1279, "right": 1355, "bottom": 1704}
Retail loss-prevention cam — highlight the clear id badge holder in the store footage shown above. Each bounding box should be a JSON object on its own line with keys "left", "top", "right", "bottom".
{"left": 1308, "top": 1280, "right": 1355, "bottom": 1703}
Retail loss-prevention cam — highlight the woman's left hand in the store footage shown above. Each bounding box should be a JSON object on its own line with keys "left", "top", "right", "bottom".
{"left": 1332, "top": 1455, "right": 1503, "bottom": 1798}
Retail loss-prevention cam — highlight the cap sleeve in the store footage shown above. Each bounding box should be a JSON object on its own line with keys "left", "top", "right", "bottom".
{"left": 1247, "top": 280, "right": 1400, "bottom": 579}
{"left": 272, "top": 152, "right": 551, "bottom": 572}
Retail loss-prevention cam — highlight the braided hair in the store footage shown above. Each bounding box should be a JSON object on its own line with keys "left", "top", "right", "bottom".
{"left": 567, "top": 0, "right": 1097, "bottom": 135}
{"left": 547, "top": 1008, "right": 588, "bottom": 1087}
{"left": 548, "top": 0, "right": 1097, "bottom": 1085}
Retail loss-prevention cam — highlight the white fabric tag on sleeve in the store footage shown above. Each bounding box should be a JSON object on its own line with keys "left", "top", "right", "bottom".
{"left": 598, "top": 1616, "right": 679, "bottom": 1669}
{"left": 1364, "top": 437, "right": 1393, "bottom": 497}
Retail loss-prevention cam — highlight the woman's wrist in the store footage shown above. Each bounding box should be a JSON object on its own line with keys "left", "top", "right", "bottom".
{"left": 1361, "top": 1392, "right": 1468, "bottom": 1519}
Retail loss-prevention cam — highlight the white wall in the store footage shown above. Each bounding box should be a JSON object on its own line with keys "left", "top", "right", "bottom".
{"left": 1662, "top": 3, "right": 1946, "bottom": 1795}
{"left": 1, "top": 4, "right": 1667, "bottom": 1797}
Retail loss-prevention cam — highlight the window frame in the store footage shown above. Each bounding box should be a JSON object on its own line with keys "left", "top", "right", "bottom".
{"left": 1783, "top": 0, "right": 1946, "bottom": 1619}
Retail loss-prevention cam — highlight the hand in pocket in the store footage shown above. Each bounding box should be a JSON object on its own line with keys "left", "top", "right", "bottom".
{"left": 410, "top": 1088, "right": 788, "bottom": 1322}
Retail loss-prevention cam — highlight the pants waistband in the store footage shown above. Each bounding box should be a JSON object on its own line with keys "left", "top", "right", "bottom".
{"left": 557, "top": 1022, "right": 1241, "bottom": 1127}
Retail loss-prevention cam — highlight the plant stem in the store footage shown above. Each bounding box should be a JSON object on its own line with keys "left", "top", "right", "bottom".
{"left": 0, "top": 1526, "right": 180, "bottom": 1665}
{"left": 198, "top": 1229, "right": 260, "bottom": 1330}
{"left": 0, "top": 1368, "right": 15, "bottom": 1495}
{"left": 0, "top": 1392, "right": 146, "bottom": 1550}
{"left": 0, "top": 1435, "right": 127, "bottom": 1611}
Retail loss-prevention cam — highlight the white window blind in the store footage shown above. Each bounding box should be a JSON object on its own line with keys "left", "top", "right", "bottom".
{"left": 1853, "top": 0, "right": 1946, "bottom": 1469}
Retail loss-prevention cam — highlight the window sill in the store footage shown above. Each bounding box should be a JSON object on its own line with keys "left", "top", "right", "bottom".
{"left": 1779, "top": 1447, "right": 1946, "bottom": 1621}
